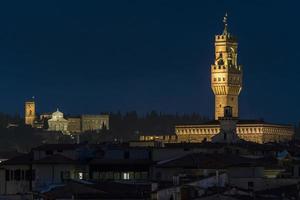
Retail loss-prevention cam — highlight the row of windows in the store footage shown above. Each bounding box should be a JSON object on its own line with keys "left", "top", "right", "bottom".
{"left": 142, "top": 135, "right": 177, "bottom": 140}
{"left": 213, "top": 65, "right": 241, "bottom": 70}
{"left": 177, "top": 128, "right": 220, "bottom": 134}
{"left": 214, "top": 77, "right": 226, "bottom": 82}
{"left": 213, "top": 76, "right": 240, "bottom": 82}
{"left": 5, "top": 169, "right": 35, "bottom": 181}
{"left": 214, "top": 66, "right": 226, "bottom": 70}
{"left": 178, "top": 127, "right": 261, "bottom": 134}
{"left": 84, "top": 120, "right": 106, "bottom": 124}
{"left": 92, "top": 171, "right": 148, "bottom": 180}
{"left": 177, "top": 127, "right": 291, "bottom": 134}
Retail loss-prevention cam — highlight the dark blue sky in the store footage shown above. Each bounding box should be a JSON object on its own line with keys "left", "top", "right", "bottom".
{"left": 0, "top": 0, "right": 299, "bottom": 124}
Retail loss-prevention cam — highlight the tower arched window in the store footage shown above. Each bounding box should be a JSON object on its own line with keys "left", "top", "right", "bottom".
{"left": 217, "top": 59, "right": 224, "bottom": 66}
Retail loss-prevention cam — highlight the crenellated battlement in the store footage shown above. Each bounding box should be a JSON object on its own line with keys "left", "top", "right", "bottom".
{"left": 215, "top": 34, "right": 237, "bottom": 42}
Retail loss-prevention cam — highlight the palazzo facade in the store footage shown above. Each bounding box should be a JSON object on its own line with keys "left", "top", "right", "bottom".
{"left": 139, "top": 14, "right": 294, "bottom": 144}
{"left": 175, "top": 120, "right": 293, "bottom": 144}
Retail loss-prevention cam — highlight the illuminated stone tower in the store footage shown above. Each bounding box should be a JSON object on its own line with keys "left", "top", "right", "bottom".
{"left": 25, "top": 98, "right": 36, "bottom": 126}
{"left": 211, "top": 14, "right": 242, "bottom": 120}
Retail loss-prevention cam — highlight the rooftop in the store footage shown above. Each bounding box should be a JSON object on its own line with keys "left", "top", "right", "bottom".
{"left": 1, "top": 153, "right": 32, "bottom": 165}
{"left": 89, "top": 158, "right": 153, "bottom": 165}
{"left": 41, "top": 180, "right": 151, "bottom": 199}
{"left": 176, "top": 119, "right": 293, "bottom": 127}
{"left": 33, "top": 154, "right": 76, "bottom": 165}
{"left": 32, "top": 144, "right": 85, "bottom": 151}
{"left": 156, "top": 153, "right": 278, "bottom": 169}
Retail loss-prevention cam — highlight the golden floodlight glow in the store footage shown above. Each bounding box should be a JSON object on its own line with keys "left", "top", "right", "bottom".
{"left": 211, "top": 13, "right": 242, "bottom": 120}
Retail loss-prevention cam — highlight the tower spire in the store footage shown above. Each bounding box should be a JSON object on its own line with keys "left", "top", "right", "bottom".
{"left": 223, "top": 13, "right": 228, "bottom": 35}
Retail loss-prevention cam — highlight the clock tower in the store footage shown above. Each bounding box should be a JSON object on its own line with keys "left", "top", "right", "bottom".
{"left": 211, "top": 14, "right": 243, "bottom": 120}
{"left": 25, "top": 98, "right": 36, "bottom": 126}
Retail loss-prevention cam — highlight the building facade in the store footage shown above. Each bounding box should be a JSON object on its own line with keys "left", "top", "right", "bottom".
{"left": 67, "top": 117, "right": 81, "bottom": 133}
{"left": 24, "top": 99, "right": 36, "bottom": 126}
{"left": 140, "top": 121, "right": 294, "bottom": 144}
{"left": 175, "top": 121, "right": 294, "bottom": 144}
{"left": 47, "top": 109, "right": 68, "bottom": 132}
{"left": 81, "top": 115, "right": 109, "bottom": 132}
{"left": 66, "top": 115, "right": 110, "bottom": 133}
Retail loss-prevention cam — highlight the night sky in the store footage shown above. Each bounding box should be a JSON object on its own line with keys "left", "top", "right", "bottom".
{"left": 0, "top": 0, "right": 299, "bottom": 124}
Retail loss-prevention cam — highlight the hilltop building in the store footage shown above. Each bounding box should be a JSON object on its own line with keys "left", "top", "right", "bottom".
{"left": 67, "top": 115, "right": 109, "bottom": 133}
{"left": 47, "top": 109, "right": 68, "bottom": 132}
{"left": 23, "top": 100, "right": 109, "bottom": 133}
{"left": 24, "top": 98, "right": 36, "bottom": 126}
{"left": 46, "top": 112, "right": 109, "bottom": 134}
{"left": 81, "top": 115, "right": 109, "bottom": 132}
{"left": 47, "top": 111, "right": 109, "bottom": 134}
{"left": 140, "top": 14, "right": 294, "bottom": 144}
{"left": 67, "top": 117, "right": 82, "bottom": 133}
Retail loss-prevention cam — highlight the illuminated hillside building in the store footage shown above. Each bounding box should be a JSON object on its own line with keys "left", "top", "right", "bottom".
{"left": 48, "top": 109, "right": 68, "bottom": 133}
{"left": 140, "top": 14, "right": 294, "bottom": 144}
{"left": 25, "top": 98, "right": 36, "bottom": 126}
{"left": 23, "top": 99, "right": 110, "bottom": 132}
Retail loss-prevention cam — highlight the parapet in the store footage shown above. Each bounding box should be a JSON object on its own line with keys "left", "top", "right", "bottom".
{"left": 215, "top": 34, "right": 237, "bottom": 42}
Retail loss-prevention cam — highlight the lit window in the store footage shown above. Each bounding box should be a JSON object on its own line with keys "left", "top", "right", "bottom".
{"left": 123, "top": 172, "right": 130, "bottom": 180}
{"left": 78, "top": 172, "right": 83, "bottom": 180}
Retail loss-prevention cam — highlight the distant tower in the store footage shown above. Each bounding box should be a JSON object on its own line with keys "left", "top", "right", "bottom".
{"left": 25, "top": 97, "right": 36, "bottom": 126}
{"left": 211, "top": 13, "right": 242, "bottom": 120}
